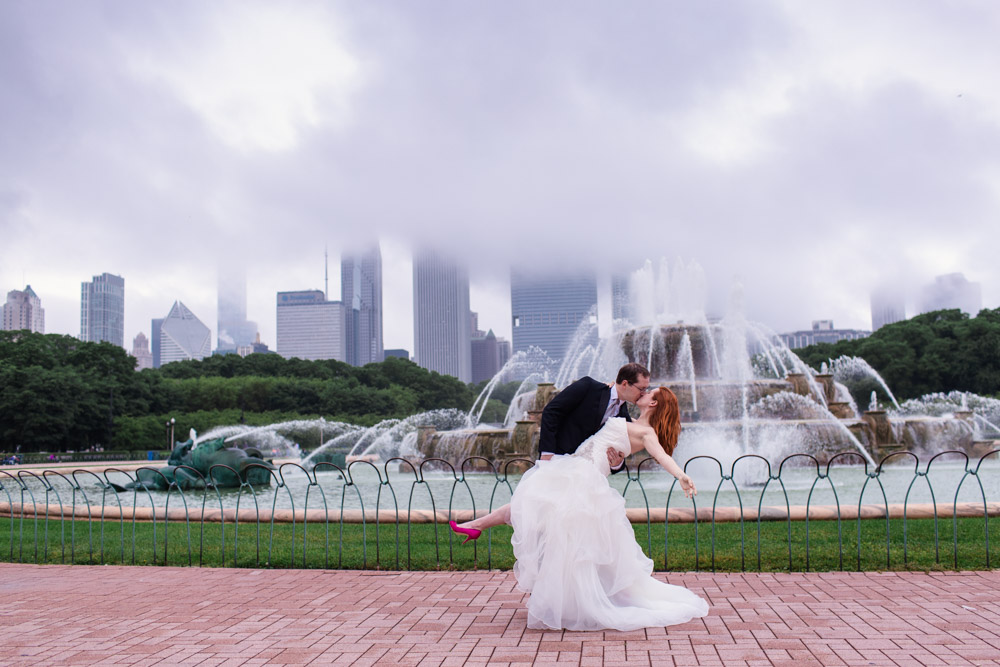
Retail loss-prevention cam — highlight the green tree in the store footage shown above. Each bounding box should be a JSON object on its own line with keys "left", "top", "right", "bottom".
{"left": 796, "top": 308, "right": 1000, "bottom": 400}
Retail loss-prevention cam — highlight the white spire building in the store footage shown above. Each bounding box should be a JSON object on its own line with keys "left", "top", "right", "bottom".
{"left": 159, "top": 301, "right": 212, "bottom": 365}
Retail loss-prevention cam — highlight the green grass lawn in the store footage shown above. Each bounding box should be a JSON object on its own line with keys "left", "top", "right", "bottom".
{"left": 2, "top": 515, "right": 998, "bottom": 571}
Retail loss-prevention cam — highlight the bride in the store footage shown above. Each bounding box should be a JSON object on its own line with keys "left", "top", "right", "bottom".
{"left": 450, "top": 386, "right": 709, "bottom": 631}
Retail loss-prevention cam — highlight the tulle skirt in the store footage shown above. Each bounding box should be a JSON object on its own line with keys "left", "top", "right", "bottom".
{"left": 510, "top": 455, "right": 709, "bottom": 631}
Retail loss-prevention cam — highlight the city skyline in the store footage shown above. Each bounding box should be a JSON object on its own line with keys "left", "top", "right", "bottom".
{"left": 3, "top": 3, "right": 999, "bottom": 354}
{"left": 0, "top": 256, "right": 994, "bottom": 361}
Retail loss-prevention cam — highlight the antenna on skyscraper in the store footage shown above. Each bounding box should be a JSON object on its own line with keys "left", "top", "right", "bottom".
{"left": 324, "top": 246, "right": 329, "bottom": 300}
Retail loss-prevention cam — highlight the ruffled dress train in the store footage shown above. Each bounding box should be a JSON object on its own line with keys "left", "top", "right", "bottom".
{"left": 509, "top": 417, "right": 709, "bottom": 631}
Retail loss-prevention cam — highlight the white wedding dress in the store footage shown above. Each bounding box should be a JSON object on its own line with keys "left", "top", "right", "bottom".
{"left": 509, "top": 417, "right": 709, "bottom": 631}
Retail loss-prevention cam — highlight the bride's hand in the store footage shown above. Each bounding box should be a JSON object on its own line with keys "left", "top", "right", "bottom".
{"left": 678, "top": 474, "right": 696, "bottom": 498}
{"left": 606, "top": 447, "right": 625, "bottom": 469}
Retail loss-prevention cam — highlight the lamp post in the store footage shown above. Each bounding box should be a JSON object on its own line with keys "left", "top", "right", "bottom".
{"left": 166, "top": 418, "right": 176, "bottom": 448}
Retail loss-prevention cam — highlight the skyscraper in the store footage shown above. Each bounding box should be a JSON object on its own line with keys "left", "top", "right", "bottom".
{"left": 611, "top": 273, "right": 631, "bottom": 323}
{"left": 510, "top": 270, "right": 598, "bottom": 363}
{"left": 918, "top": 273, "right": 983, "bottom": 317}
{"left": 2, "top": 285, "right": 44, "bottom": 333}
{"left": 471, "top": 329, "right": 512, "bottom": 383}
{"left": 151, "top": 318, "right": 164, "bottom": 368}
{"left": 341, "top": 245, "right": 383, "bottom": 366}
{"left": 131, "top": 332, "right": 153, "bottom": 370}
{"left": 159, "top": 301, "right": 212, "bottom": 364}
{"left": 413, "top": 252, "right": 471, "bottom": 382}
{"left": 276, "top": 290, "right": 345, "bottom": 361}
{"left": 217, "top": 265, "right": 258, "bottom": 353}
{"left": 870, "top": 286, "right": 906, "bottom": 331}
{"left": 80, "top": 272, "right": 125, "bottom": 346}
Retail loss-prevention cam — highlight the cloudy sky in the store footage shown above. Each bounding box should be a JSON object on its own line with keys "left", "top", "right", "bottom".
{"left": 2, "top": 0, "right": 998, "bottom": 353}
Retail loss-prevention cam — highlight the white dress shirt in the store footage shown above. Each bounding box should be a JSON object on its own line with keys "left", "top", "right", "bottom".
{"left": 601, "top": 385, "right": 622, "bottom": 425}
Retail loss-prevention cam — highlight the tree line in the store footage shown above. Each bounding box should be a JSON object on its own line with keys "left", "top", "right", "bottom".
{"left": 11, "top": 307, "right": 992, "bottom": 453}
{"left": 794, "top": 308, "right": 1000, "bottom": 402}
{"left": 0, "top": 331, "right": 517, "bottom": 453}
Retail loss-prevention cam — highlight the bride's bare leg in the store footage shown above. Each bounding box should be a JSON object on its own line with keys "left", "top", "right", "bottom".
{"left": 458, "top": 503, "right": 511, "bottom": 531}
{"left": 457, "top": 454, "right": 550, "bottom": 532}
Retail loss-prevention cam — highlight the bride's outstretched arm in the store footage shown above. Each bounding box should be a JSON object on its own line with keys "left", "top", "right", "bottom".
{"left": 628, "top": 426, "right": 696, "bottom": 498}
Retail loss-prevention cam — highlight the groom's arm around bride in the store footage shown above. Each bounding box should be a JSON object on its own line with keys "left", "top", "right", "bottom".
{"left": 538, "top": 363, "right": 651, "bottom": 469}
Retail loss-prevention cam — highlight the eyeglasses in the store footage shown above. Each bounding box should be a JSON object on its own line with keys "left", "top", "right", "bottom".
{"left": 637, "top": 386, "right": 654, "bottom": 394}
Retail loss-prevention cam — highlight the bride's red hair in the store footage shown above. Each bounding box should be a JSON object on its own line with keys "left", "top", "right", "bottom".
{"left": 649, "top": 387, "right": 681, "bottom": 455}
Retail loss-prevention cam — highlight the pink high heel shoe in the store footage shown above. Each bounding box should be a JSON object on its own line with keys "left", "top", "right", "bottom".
{"left": 449, "top": 520, "right": 482, "bottom": 544}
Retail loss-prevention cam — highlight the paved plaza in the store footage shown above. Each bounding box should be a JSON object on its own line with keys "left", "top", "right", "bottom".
{"left": 1, "top": 564, "right": 999, "bottom": 666}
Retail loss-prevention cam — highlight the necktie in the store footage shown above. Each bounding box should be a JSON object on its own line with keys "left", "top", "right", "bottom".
{"left": 604, "top": 399, "right": 621, "bottom": 424}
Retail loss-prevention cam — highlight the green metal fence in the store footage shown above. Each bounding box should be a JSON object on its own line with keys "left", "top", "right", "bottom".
{"left": 2, "top": 449, "right": 998, "bottom": 571}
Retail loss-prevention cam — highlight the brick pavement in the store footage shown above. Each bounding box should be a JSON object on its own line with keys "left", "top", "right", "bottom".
{"left": 1, "top": 564, "right": 999, "bottom": 666}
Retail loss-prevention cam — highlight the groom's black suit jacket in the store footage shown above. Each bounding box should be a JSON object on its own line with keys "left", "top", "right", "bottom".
{"left": 538, "top": 376, "right": 632, "bottom": 458}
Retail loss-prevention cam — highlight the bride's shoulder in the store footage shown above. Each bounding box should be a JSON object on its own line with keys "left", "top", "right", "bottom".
{"left": 624, "top": 420, "right": 654, "bottom": 436}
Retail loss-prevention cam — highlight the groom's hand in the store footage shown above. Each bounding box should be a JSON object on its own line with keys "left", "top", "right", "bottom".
{"left": 606, "top": 447, "right": 625, "bottom": 469}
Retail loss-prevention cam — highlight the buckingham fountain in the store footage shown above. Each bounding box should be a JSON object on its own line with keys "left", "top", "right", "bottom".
{"left": 378, "top": 259, "right": 1000, "bottom": 472}
{"left": 181, "top": 259, "right": 999, "bottom": 474}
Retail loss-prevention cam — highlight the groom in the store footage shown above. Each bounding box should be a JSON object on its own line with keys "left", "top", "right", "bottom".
{"left": 538, "top": 362, "right": 651, "bottom": 470}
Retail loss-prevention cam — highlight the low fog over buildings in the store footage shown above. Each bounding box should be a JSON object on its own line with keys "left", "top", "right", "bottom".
{"left": 2, "top": 257, "right": 992, "bottom": 383}
{"left": 918, "top": 273, "right": 982, "bottom": 317}
{"left": 870, "top": 286, "right": 907, "bottom": 331}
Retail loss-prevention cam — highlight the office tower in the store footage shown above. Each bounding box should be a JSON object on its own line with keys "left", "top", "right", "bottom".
{"left": 276, "top": 290, "right": 345, "bottom": 361}
{"left": 80, "top": 272, "right": 125, "bottom": 346}
{"left": 611, "top": 273, "right": 631, "bottom": 323}
{"left": 918, "top": 273, "right": 983, "bottom": 317}
{"left": 159, "top": 301, "right": 212, "bottom": 365}
{"left": 2, "top": 285, "right": 45, "bottom": 333}
{"left": 217, "top": 265, "right": 258, "bottom": 353}
{"left": 870, "top": 286, "right": 906, "bottom": 331}
{"left": 412, "top": 252, "right": 471, "bottom": 382}
{"left": 384, "top": 349, "right": 410, "bottom": 360}
{"left": 498, "top": 337, "right": 511, "bottom": 369}
{"left": 510, "top": 270, "right": 598, "bottom": 363}
{"left": 471, "top": 329, "right": 512, "bottom": 383}
{"left": 341, "top": 245, "right": 383, "bottom": 365}
{"left": 131, "top": 332, "right": 153, "bottom": 370}
{"left": 151, "top": 318, "right": 164, "bottom": 368}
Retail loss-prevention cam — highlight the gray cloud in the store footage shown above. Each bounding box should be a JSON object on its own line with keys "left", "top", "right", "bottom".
{"left": 1, "top": 0, "right": 997, "bottom": 351}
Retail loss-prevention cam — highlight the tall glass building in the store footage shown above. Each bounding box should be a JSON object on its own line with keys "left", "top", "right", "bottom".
{"left": 870, "top": 286, "right": 906, "bottom": 331}
{"left": 276, "top": 290, "right": 345, "bottom": 361}
{"left": 413, "top": 252, "right": 471, "bottom": 382}
{"left": 80, "top": 272, "right": 125, "bottom": 347}
{"left": 159, "top": 301, "right": 212, "bottom": 364}
{"left": 342, "top": 245, "right": 383, "bottom": 366}
{"left": 611, "top": 273, "right": 631, "bottom": 323}
{"left": 510, "top": 271, "right": 598, "bottom": 363}
{"left": 217, "top": 265, "right": 258, "bottom": 353}
{"left": 151, "top": 318, "right": 164, "bottom": 368}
